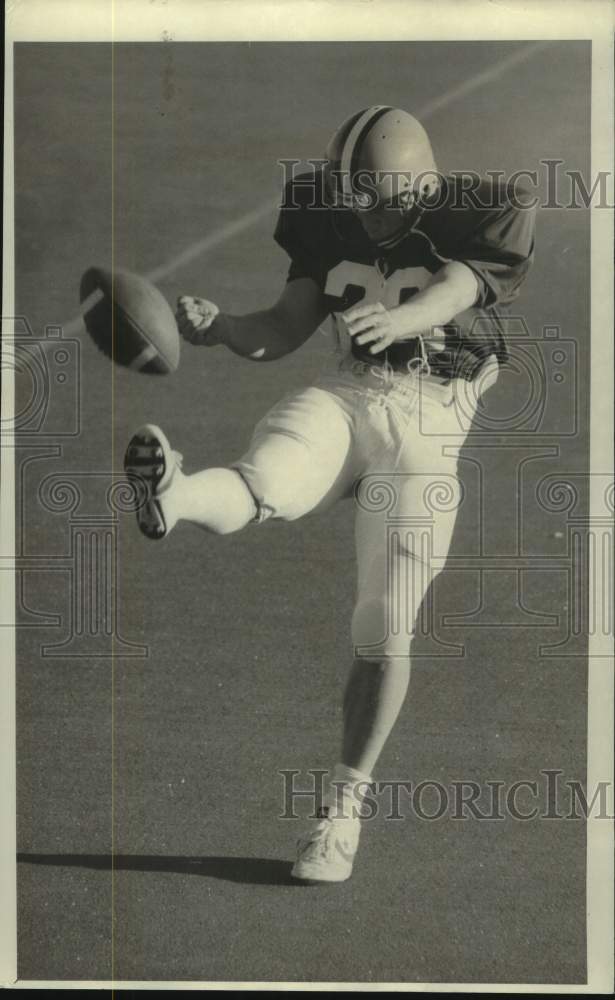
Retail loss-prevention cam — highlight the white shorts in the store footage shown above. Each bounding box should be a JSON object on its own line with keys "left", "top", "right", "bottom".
{"left": 232, "top": 358, "right": 486, "bottom": 657}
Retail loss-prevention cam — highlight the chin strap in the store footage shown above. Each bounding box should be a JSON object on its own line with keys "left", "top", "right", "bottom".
{"left": 373, "top": 201, "right": 425, "bottom": 250}
{"left": 374, "top": 228, "right": 410, "bottom": 250}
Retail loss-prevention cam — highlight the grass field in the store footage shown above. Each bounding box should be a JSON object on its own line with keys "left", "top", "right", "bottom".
{"left": 13, "top": 40, "right": 591, "bottom": 983}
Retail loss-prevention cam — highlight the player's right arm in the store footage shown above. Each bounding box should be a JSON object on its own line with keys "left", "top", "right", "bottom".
{"left": 176, "top": 276, "right": 329, "bottom": 362}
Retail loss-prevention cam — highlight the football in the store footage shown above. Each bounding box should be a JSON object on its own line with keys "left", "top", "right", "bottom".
{"left": 79, "top": 266, "right": 180, "bottom": 374}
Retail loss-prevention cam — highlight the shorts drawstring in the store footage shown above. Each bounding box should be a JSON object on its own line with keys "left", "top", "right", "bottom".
{"left": 327, "top": 339, "right": 448, "bottom": 474}
{"left": 406, "top": 333, "right": 432, "bottom": 378}
{"left": 361, "top": 339, "right": 433, "bottom": 473}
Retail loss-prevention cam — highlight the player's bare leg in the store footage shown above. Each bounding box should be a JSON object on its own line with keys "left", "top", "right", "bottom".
{"left": 341, "top": 655, "right": 411, "bottom": 777}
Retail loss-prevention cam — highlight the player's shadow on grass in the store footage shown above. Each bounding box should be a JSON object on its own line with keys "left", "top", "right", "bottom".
{"left": 17, "top": 853, "right": 297, "bottom": 886}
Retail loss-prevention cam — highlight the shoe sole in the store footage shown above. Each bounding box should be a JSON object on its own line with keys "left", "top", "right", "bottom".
{"left": 291, "top": 863, "right": 353, "bottom": 883}
{"left": 124, "top": 424, "right": 174, "bottom": 540}
{"left": 291, "top": 847, "right": 354, "bottom": 883}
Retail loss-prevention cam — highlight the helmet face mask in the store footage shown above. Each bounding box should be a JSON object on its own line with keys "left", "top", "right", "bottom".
{"left": 350, "top": 188, "right": 418, "bottom": 246}
{"left": 324, "top": 105, "right": 440, "bottom": 247}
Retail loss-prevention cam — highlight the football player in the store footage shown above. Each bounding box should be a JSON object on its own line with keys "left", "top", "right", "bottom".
{"left": 125, "top": 106, "right": 536, "bottom": 882}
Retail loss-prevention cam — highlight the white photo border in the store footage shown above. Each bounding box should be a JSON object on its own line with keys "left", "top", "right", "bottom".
{"left": 2, "top": 0, "right": 613, "bottom": 992}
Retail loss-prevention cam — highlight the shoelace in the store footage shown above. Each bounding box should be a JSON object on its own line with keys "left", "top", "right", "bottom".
{"left": 303, "top": 824, "right": 337, "bottom": 862}
{"left": 298, "top": 808, "right": 357, "bottom": 862}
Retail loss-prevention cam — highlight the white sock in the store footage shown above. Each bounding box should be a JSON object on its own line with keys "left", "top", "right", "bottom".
{"left": 324, "top": 763, "right": 373, "bottom": 821}
{"left": 157, "top": 462, "right": 185, "bottom": 528}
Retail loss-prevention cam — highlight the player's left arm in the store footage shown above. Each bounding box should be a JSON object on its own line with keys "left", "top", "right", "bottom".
{"left": 345, "top": 261, "right": 479, "bottom": 354}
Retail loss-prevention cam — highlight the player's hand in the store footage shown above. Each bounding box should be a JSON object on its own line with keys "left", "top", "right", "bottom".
{"left": 176, "top": 295, "right": 222, "bottom": 346}
{"left": 343, "top": 301, "right": 403, "bottom": 355}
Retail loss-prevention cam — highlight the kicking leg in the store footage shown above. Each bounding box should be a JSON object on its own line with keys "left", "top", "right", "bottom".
{"left": 124, "top": 424, "right": 257, "bottom": 539}
{"left": 166, "top": 467, "right": 257, "bottom": 535}
{"left": 125, "top": 386, "right": 357, "bottom": 540}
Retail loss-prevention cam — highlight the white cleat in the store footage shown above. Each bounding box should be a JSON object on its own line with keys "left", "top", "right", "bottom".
{"left": 124, "top": 424, "right": 183, "bottom": 540}
{"left": 291, "top": 807, "right": 360, "bottom": 883}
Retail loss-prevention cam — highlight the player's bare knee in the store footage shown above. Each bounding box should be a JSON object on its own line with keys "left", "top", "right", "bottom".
{"left": 351, "top": 597, "right": 414, "bottom": 662}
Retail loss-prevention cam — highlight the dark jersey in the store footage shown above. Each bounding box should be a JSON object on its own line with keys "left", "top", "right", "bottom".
{"left": 274, "top": 171, "right": 536, "bottom": 378}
